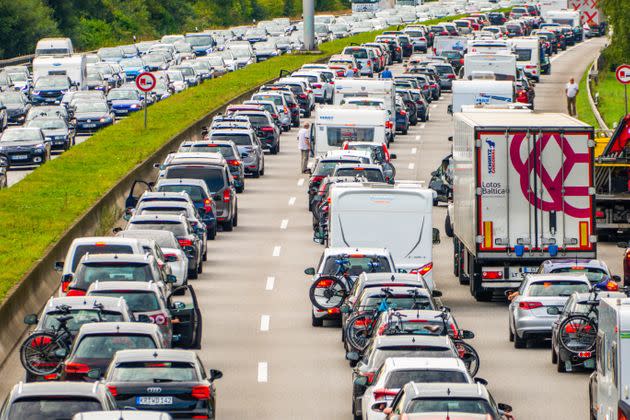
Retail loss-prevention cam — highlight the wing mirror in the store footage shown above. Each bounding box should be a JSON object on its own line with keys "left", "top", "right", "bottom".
{"left": 432, "top": 227, "right": 440, "bottom": 244}
{"left": 304, "top": 267, "right": 316, "bottom": 275}
{"left": 54, "top": 261, "right": 64, "bottom": 272}
{"left": 460, "top": 330, "right": 475, "bottom": 339}
{"left": 54, "top": 348, "right": 68, "bottom": 358}
{"left": 137, "top": 314, "right": 151, "bottom": 323}
{"left": 474, "top": 377, "right": 488, "bottom": 386}
{"left": 313, "top": 229, "right": 326, "bottom": 244}
{"left": 617, "top": 242, "right": 629, "bottom": 248}
{"left": 112, "top": 227, "right": 123, "bottom": 234}
{"left": 24, "top": 314, "right": 38, "bottom": 325}
{"left": 171, "top": 301, "right": 186, "bottom": 310}
{"left": 87, "top": 369, "right": 102, "bottom": 380}
{"left": 371, "top": 402, "right": 388, "bottom": 413}
{"left": 432, "top": 290, "right": 443, "bottom": 298}
{"left": 345, "top": 351, "right": 360, "bottom": 361}
{"left": 390, "top": 153, "right": 397, "bottom": 159}
{"left": 613, "top": 275, "right": 622, "bottom": 282}
{"left": 448, "top": 135, "right": 453, "bottom": 141}
{"left": 166, "top": 274, "right": 178, "bottom": 284}
{"left": 209, "top": 369, "right": 223, "bottom": 381}
{"left": 498, "top": 403, "right": 513, "bottom": 413}
{"left": 353, "top": 376, "right": 369, "bottom": 386}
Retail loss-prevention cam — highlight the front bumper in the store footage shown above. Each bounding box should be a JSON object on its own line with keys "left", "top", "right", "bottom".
{"left": 76, "top": 120, "right": 113, "bottom": 132}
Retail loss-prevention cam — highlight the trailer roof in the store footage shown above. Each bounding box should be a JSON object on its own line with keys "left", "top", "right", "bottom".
{"left": 457, "top": 111, "right": 592, "bottom": 129}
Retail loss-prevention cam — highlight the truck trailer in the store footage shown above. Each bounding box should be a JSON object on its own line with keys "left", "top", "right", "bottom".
{"left": 451, "top": 111, "right": 596, "bottom": 301}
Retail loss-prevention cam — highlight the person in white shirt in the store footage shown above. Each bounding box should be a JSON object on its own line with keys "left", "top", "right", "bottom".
{"left": 566, "top": 77, "right": 579, "bottom": 116}
{"left": 297, "top": 122, "right": 311, "bottom": 173}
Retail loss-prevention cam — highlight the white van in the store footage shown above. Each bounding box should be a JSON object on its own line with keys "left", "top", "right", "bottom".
{"left": 451, "top": 80, "right": 515, "bottom": 113}
{"left": 326, "top": 182, "right": 438, "bottom": 283}
{"left": 340, "top": 97, "right": 395, "bottom": 143}
{"left": 463, "top": 53, "right": 517, "bottom": 81}
{"left": 511, "top": 37, "right": 541, "bottom": 82}
{"left": 333, "top": 79, "right": 396, "bottom": 137}
{"left": 32, "top": 54, "right": 87, "bottom": 88}
{"left": 466, "top": 39, "right": 512, "bottom": 55}
{"left": 433, "top": 36, "right": 467, "bottom": 56}
{"left": 35, "top": 37, "right": 74, "bottom": 57}
{"left": 313, "top": 105, "right": 389, "bottom": 156}
{"left": 545, "top": 10, "right": 581, "bottom": 27}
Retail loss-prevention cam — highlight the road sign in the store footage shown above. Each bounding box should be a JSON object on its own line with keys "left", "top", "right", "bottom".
{"left": 135, "top": 72, "right": 156, "bottom": 92}
{"left": 616, "top": 65, "right": 630, "bottom": 85}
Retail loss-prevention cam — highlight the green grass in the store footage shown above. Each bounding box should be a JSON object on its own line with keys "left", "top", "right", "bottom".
{"left": 0, "top": 9, "right": 510, "bottom": 303}
{"left": 592, "top": 69, "right": 630, "bottom": 129}
{"left": 577, "top": 64, "right": 599, "bottom": 129}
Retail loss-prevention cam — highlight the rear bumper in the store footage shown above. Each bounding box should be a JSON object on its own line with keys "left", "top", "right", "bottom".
{"left": 514, "top": 315, "right": 555, "bottom": 338}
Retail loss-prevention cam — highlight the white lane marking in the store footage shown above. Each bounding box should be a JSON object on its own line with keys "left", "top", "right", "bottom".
{"left": 431, "top": 104, "right": 437, "bottom": 109}
{"left": 280, "top": 219, "right": 289, "bottom": 229}
{"left": 297, "top": 178, "right": 305, "bottom": 186}
{"left": 408, "top": 163, "right": 415, "bottom": 170}
{"left": 260, "top": 315, "right": 270, "bottom": 331}
{"left": 415, "top": 135, "right": 421, "bottom": 141}
{"left": 272, "top": 246, "right": 281, "bottom": 257}
{"left": 257, "top": 362, "right": 268, "bottom": 382}
{"left": 419, "top": 123, "right": 426, "bottom": 129}
{"left": 288, "top": 196, "right": 296, "bottom": 206}
{"left": 411, "top": 147, "right": 417, "bottom": 154}
{"left": 265, "top": 276, "right": 275, "bottom": 291}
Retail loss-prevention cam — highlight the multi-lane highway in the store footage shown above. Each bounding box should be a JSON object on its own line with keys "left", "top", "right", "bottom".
{"left": 0, "top": 36, "right": 612, "bottom": 420}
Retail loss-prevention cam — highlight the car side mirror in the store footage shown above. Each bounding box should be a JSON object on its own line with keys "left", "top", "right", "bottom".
{"left": 371, "top": 401, "right": 388, "bottom": 413}
{"left": 62, "top": 273, "right": 73, "bottom": 282}
{"left": 498, "top": 403, "right": 513, "bottom": 413}
{"left": 354, "top": 376, "right": 369, "bottom": 386}
{"left": 54, "top": 261, "right": 64, "bottom": 272}
{"left": 166, "top": 274, "right": 177, "bottom": 284}
{"left": 432, "top": 290, "right": 443, "bottom": 298}
{"left": 448, "top": 135, "right": 453, "bottom": 141}
{"left": 340, "top": 304, "right": 352, "bottom": 314}
{"left": 171, "top": 301, "right": 186, "bottom": 310}
{"left": 313, "top": 229, "right": 325, "bottom": 244}
{"left": 431, "top": 170, "right": 438, "bottom": 177}
{"left": 461, "top": 330, "right": 475, "bottom": 339}
{"left": 304, "top": 267, "right": 316, "bottom": 276}
{"left": 547, "top": 306, "right": 561, "bottom": 315}
{"left": 613, "top": 275, "right": 622, "bottom": 282}
{"left": 54, "top": 348, "right": 68, "bottom": 358}
{"left": 241, "top": 152, "right": 249, "bottom": 158}
{"left": 345, "top": 351, "right": 360, "bottom": 361}
{"left": 24, "top": 314, "right": 38, "bottom": 325}
{"left": 432, "top": 227, "right": 440, "bottom": 244}
{"left": 397, "top": 269, "right": 408, "bottom": 273}
{"left": 390, "top": 154, "right": 397, "bottom": 159}
{"left": 153, "top": 162, "right": 161, "bottom": 169}
{"left": 137, "top": 314, "right": 151, "bottom": 323}
{"left": 474, "top": 377, "right": 488, "bottom": 386}
{"left": 209, "top": 369, "right": 223, "bottom": 381}
{"left": 87, "top": 369, "right": 101, "bottom": 380}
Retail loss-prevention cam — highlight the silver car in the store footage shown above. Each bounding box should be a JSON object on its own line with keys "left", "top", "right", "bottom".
{"left": 209, "top": 128, "right": 265, "bottom": 177}
{"left": 508, "top": 273, "right": 591, "bottom": 349}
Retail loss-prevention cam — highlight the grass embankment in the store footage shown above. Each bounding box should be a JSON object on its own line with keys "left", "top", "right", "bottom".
{"left": 0, "top": 8, "right": 510, "bottom": 303}
{"left": 576, "top": 64, "right": 600, "bottom": 129}
{"left": 591, "top": 69, "right": 629, "bottom": 129}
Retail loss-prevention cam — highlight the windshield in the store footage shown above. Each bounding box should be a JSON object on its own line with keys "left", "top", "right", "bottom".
{"left": 74, "top": 334, "right": 157, "bottom": 358}
{"left": 211, "top": 133, "right": 253, "bottom": 146}
{"left": 207, "top": 56, "right": 224, "bottom": 66}
{"left": 550, "top": 267, "right": 608, "bottom": 283}
{"left": 144, "top": 54, "right": 166, "bottom": 64}
{"left": 334, "top": 168, "right": 384, "bottom": 182}
{"left": 167, "top": 71, "right": 184, "bottom": 81}
{"left": 186, "top": 36, "right": 213, "bottom": 46}
{"left": 406, "top": 398, "right": 497, "bottom": 417}
{"left": 74, "top": 262, "right": 154, "bottom": 289}
{"left": 1, "top": 129, "right": 41, "bottom": 142}
{"left": 323, "top": 256, "right": 391, "bottom": 275}
{"left": 0, "top": 93, "right": 23, "bottom": 105}
{"left": 527, "top": 281, "right": 590, "bottom": 297}
{"left": 252, "top": 94, "right": 282, "bottom": 106}
{"left": 386, "top": 370, "right": 468, "bottom": 388}
{"left": 158, "top": 184, "right": 206, "bottom": 202}
{"left": 43, "top": 310, "right": 124, "bottom": 332}
{"left": 327, "top": 127, "right": 375, "bottom": 146}
{"left": 8, "top": 73, "right": 26, "bottom": 82}
{"left": 26, "top": 119, "right": 66, "bottom": 130}
{"left": 75, "top": 102, "right": 109, "bottom": 113}
{"left": 111, "top": 361, "right": 198, "bottom": 382}
{"left": 128, "top": 220, "right": 187, "bottom": 237}
{"left": 120, "top": 58, "right": 143, "bottom": 67}
{"left": 108, "top": 90, "right": 138, "bottom": 100}
{"left": 8, "top": 397, "right": 103, "bottom": 420}
{"left": 35, "top": 77, "right": 69, "bottom": 90}
{"left": 90, "top": 291, "right": 160, "bottom": 312}
{"left": 230, "top": 47, "right": 252, "bottom": 58}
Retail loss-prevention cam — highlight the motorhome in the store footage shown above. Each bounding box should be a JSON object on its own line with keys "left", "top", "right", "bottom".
{"left": 450, "top": 80, "right": 515, "bottom": 113}
{"left": 32, "top": 54, "right": 87, "bottom": 88}
{"left": 511, "top": 37, "right": 542, "bottom": 82}
{"left": 463, "top": 53, "right": 517, "bottom": 81}
{"left": 333, "top": 79, "right": 396, "bottom": 136}
{"left": 35, "top": 38, "right": 74, "bottom": 57}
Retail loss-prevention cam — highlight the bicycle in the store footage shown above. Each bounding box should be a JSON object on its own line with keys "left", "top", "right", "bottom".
{"left": 434, "top": 307, "right": 480, "bottom": 377}
{"left": 557, "top": 294, "right": 600, "bottom": 355}
{"left": 308, "top": 256, "right": 382, "bottom": 311}
{"left": 344, "top": 288, "right": 396, "bottom": 353}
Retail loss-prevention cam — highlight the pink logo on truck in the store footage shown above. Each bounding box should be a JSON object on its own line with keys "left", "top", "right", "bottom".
{"left": 509, "top": 132, "right": 590, "bottom": 218}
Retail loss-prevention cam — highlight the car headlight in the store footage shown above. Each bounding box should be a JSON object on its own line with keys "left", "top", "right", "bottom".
{"left": 33, "top": 146, "right": 45, "bottom": 154}
{"left": 130, "top": 104, "right": 140, "bottom": 109}
{"left": 99, "top": 117, "right": 111, "bottom": 123}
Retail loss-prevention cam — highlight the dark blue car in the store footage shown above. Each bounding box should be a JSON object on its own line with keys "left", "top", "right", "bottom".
{"left": 107, "top": 88, "right": 144, "bottom": 117}
{"left": 31, "top": 75, "right": 74, "bottom": 105}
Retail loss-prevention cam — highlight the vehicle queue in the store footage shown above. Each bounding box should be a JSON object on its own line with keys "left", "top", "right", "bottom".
{"left": 0, "top": 0, "right": 622, "bottom": 419}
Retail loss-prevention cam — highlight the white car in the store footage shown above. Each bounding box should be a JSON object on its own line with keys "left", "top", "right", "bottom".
{"left": 360, "top": 357, "right": 474, "bottom": 420}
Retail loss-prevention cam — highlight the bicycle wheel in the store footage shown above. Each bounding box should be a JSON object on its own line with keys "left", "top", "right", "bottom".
{"left": 309, "top": 276, "right": 347, "bottom": 310}
{"left": 559, "top": 315, "right": 597, "bottom": 353}
{"left": 456, "top": 341, "right": 480, "bottom": 377}
{"left": 20, "top": 332, "right": 67, "bottom": 376}
{"left": 345, "top": 312, "right": 375, "bottom": 352}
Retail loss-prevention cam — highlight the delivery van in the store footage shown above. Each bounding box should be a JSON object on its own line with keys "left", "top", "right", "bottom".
{"left": 451, "top": 80, "right": 515, "bottom": 113}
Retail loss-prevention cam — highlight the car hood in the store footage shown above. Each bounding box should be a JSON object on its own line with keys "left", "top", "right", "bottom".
{"left": 42, "top": 128, "right": 68, "bottom": 137}
{"left": 110, "top": 99, "right": 141, "bottom": 106}
{"left": 0, "top": 140, "right": 42, "bottom": 148}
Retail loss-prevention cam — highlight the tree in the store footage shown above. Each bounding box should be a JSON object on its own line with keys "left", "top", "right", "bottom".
{"left": 599, "top": 0, "right": 629, "bottom": 66}
{"left": 0, "top": 0, "right": 59, "bottom": 58}
{"left": 283, "top": 0, "right": 295, "bottom": 17}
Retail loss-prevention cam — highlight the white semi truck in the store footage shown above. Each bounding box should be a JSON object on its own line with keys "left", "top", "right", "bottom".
{"left": 451, "top": 111, "right": 596, "bottom": 301}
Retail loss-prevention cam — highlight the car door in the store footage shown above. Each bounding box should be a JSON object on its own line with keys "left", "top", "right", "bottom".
{"left": 167, "top": 285, "right": 202, "bottom": 349}
{"left": 125, "top": 180, "right": 153, "bottom": 210}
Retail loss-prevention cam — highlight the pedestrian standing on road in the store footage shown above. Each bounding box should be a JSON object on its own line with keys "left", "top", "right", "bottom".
{"left": 565, "top": 77, "right": 579, "bottom": 117}
{"left": 298, "top": 122, "right": 311, "bottom": 174}
{"left": 380, "top": 67, "right": 393, "bottom": 79}
{"left": 344, "top": 64, "right": 355, "bottom": 78}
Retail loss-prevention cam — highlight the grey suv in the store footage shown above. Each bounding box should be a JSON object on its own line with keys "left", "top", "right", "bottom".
{"left": 209, "top": 129, "right": 264, "bottom": 178}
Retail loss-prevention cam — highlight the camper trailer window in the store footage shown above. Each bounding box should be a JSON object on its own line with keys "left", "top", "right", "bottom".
{"left": 327, "top": 127, "right": 374, "bottom": 146}
{"left": 514, "top": 49, "right": 532, "bottom": 62}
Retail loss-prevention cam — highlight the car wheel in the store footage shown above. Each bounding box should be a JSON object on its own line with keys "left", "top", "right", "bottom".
{"left": 514, "top": 332, "right": 526, "bottom": 349}
{"left": 202, "top": 248, "right": 207, "bottom": 261}
{"left": 260, "top": 162, "right": 265, "bottom": 176}
{"left": 197, "top": 261, "right": 203, "bottom": 273}
{"left": 232, "top": 209, "right": 238, "bottom": 227}
{"left": 402, "top": 128, "right": 408, "bottom": 135}
{"left": 551, "top": 345, "right": 558, "bottom": 364}
{"left": 189, "top": 269, "right": 198, "bottom": 280}
{"left": 208, "top": 226, "right": 217, "bottom": 240}
{"left": 222, "top": 219, "right": 233, "bottom": 232}
{"left": 557, "top": 355, "right": 567, "bottom": 372}
{"left": 271, "top": 144, "right": 278, "bottom": 155}
{"left": 444, "top": 214, "right": 453, "bottom": 238}
{"left": 252, "top": 162, "right": 261, "bottom": 178}
{"left": 311, "top": 312, "right": 323, "bottom": 327}
{"left": 509, "top": 324, "right": 514, "bottom": 342}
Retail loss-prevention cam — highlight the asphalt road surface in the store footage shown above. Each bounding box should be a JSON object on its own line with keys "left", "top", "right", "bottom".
{"left": 0, "top": 37, "right": 614, "bottom": 420}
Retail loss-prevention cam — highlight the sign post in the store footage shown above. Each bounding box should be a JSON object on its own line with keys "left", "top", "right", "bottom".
{"left": 135, "top": 72, "right": 157, "bottom": 129}
{"left": 615, "top": 64, "right": 630, "bottom": 116}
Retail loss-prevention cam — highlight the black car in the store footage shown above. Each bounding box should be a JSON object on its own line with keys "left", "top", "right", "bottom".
{"left": 26, "top": 117, "right": 74, "bottom": 152}
{"left": 395, "top": 99, "right": 410, "bottom": 135}
{"left": 396, "top": 35, "right": 414, "bottom": 57}
{"left": 0, "top": 381, "right": 116, "bottom": 419}
{"left": 441, "top": 50, "right": 465, "bottom": 73}
{"left": 488, "top": 12, "right": 507, "bottom": 25}
{"left": 234, "top": 110, "right": 280, "bottom": 154}
{"left": 0, "top": 91, "right": 31, "bottom": 125}
{"left": 0, "top": 127, "right": 50, "bottom": 167}
{"left": 104, "top": 349, "right": 222, "bottom": 419}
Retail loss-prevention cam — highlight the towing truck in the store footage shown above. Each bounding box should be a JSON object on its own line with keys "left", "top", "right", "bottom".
{"left": 452, "top": 111, "right": 596, "bottom": 301}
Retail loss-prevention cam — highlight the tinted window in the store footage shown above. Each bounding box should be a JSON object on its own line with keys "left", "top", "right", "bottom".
{"left": 362, "top": 295, "right": 432, "bottom": 311}
{"left": 550, "top": 267, "right": 608, "bottom": 283}
{"left": 406, "top": 398, "right": 496, "bottom": 417}
{"left": 210, "top": 133, "right": 253, "bottom": 146}
{"left": 8, "top": 397, "right": 102, "bottom": 420}
{"left": 372, "top": 346, "right": 455, "bottom": 367}
{"left": 344, "top": 48, "right": 368, "bottom": 59}
{"left": 128, "top": 221, "right": 187, "bottom": 237}
{"left": 385, "top": 370, "right": 468, "bottom": 388}
{"left": 71, "top": 244, "right": 134, "bottom": 271}
{"left": 90, "top": 291, "right": 160, "bottom": 312}
{"left": 527, "top": 281, "right": 590, "bottom": 297}
{"left": 74, "top": 334, "right": 157, "bottom": 358}
{"left": 334, "top": 168, "right": 384, "bottom": 182}
{"left": 327, "top": 127, "right": 375, "bottom": 146}
{"left": 111, "top": 361, "right": 197, "bottom": 381}
{"left": 236, "top": 114, "right": 269, "bottom": 126}
{"left": 322, "top": 256, "right": 391, "bottom": 275}
{"left": 74, "top": 263, "right": 154, "bottom": 289}
{"left": 43, "top": 310, "right": 124, "bottom": 332}
{"left": 165, "top": 166, "right": 226, "bottom": 192}
{"left": 158, "top": 184, "right": 207, "bottom": 202}
{"left": 313, "top": 160, "right": 358, "bottom": 176}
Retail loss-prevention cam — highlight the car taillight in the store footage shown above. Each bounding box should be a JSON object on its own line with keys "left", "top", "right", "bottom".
{"left": 61, "top": 280, "right": 71, "bottom": 293}
{"left": 312, "top": 83, "right": 322, "bottom": 88}
{"left": 400, "top": 110, "right": 407, "bottom": 116}
{"left": 179, "top": 239, "right": 193, "bottom": 247}
{"left": 430, "top": 83, "right": 437, "bottom": 88}
{"left": 164, "top": 253, "right": 179, "bottom": 261}
{"left": 482, "top": 270, "right": 503, "bottom": 279}
{"left": 423, "top": 84, "right": 429, "bottom": 89}
{"left": 298, "top": 93, "right": 307, "bottom": 99}
{"left": 107, "top": 385, "right": 118, "bottom": 397}
{"left": 447, "top": 74, "right": 456, "bottom": 79}
{"left": 519, "top": 301, "right": 543, "bottom": 310}
{"left": 192, "top": 385, "right": 211, "bottom": 400}
{"left": 327, "top": 307, "right": 340, "bottom": 314}
{"left": 578, "top": 351, "right": 592, "bottom": 358}
{"left": 289, "top": 103, "right": 298, "bottom": 108}
{"left": 223, "top": 189, "right": 231, "bottom": 203}
{"left": 149, "top": 313, "right": 168, "bottom": 325}
{"left": 366, "top": 60, "right": 371, "bottom": 66}
{"left": 396, "top": 47, "right": 401, "bottom": 52}
{"left": 385, "top": 121, "right": 393, "bottom": 129}
{"left": 271, "top": 114, "right": 278, "bottom": 118}
{"left": 261, "top": 126, "right": 274, "bottom": 132}
{"left": 67, "top": 289, "right": 86, "bottom": 297}
{"left": 227, "top": 159, "right": 241, "bottom": 166}
{"left": 65, "top": 362, "right": 90, "bottom": 374}
{"left": 373, "top": 389, "right": 398, "bottom": 400}
{"left": 310, "top": 175, "right": 325, "bottom": 184}
{"left": 565, "top": 321, "right": 592, "bottom": 334}
{"left": 203, "top": 197, "right": 213, "bottom": 212}
{"left": 315, "top": 278, "right": 333, "bottom": 287}
{"left": 192, "top": 416, "right": 210, "bottom": 420}
{"left": 620, "top": 406, "right": 629, "bottom": 420}
{"left": 419, "top": 37, "right": 426, "bottom": 41}
{"left": 410, "top": 262, "right": 433, "bottom": 275}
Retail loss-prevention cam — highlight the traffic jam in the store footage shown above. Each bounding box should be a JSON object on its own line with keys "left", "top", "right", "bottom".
{"left": 0, "top": 0, "right": 626, "bottom": 419}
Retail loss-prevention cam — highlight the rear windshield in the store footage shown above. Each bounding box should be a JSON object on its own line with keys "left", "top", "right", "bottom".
{"left": 406, "top": 398, "right": 495, "bottom": 416}
{"left": 42, "top": 310, "right": 124, "bottom": 333}
{"left": 236, "top": 114, "right": 268, "bottom": 126}
{"left": 515, "top": 48, "right": 532, "bottom": 61}
{"left": 327, "top": 127, "right": 375, "bottom": 146}
{"left": 362, "top": 295, "right": 432, "bottom": 311}
{"left": 313, "top": 160, "right": 358, "bottom": 176}
{"left": 186, "top": 144, "right": 236, "bottom": 158}
{"left": 334, "top": 168, "right": 384, "bottom": 182}
{"left": 381, "top": 320, "right": 447, "bottom": 336}
{"left": 9, "top": 397, "right": 102, "bottom": 419}
{"left": 550, "top": 267, "right": 608, "bottom": 283}
{"left": 253, "top": 94, "right": 282, "bottom": 105}
{"left": 322, "top": 256, "right": 391, "bottom": 276}
{"left": 128, "top": 220, "right": 187, "bottom": 237}
{"left": 527, "top": 281, "right": 590, "bottom": 297}
{"left": 90, "top": 291, "right": 160, "bottom": 312}
{"left": 158, "top": 184, "right": 207, "bottom": 202}
{"left": 165, "top": 166, "right": 226, "bottom": 192}
{"left": 433, "top": 65, "right": 453, "bottom": 75}
{"left": 71, "top": 244, "right": 134, "bottom": 271}
{"left": 74, "top": 334, "right": 157, "bottom": 359}
{"left": 344, "top": 48, "right": 368, "bottom": 59}
{"left": 111, "top": 361, "right": 198, "bottom": 382}
{"left": 385, "top": 369, "right": 468, "bottom": 388}
{"left": 211, "top": 133, "right": 253, "bottom": 146}
{"left": 74, "top": 262, "right": 154, "bottom": 289}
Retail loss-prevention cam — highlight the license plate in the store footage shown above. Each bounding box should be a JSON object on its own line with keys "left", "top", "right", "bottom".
{"left": 522, "top": 267, "right": 538, "bottom": 273}
{"left": 45, "top": 98, "right": 56, "bottom": 102}
{"left": 83, "top": 124, "right": 96, "bottom": 128}
{"left": 137, "top": 396, "right": 173, "bottom": 405}
{"left": 54, "top": 141, "right": 65, "bottom": 145}
{"left": 11, "top": 155, "right": 28, "bottom": 160}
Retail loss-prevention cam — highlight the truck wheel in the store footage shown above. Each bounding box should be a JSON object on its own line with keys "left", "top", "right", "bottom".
{"left": 470, "top": 273, "right": 492, "bottom": 302}
{"left": 458, "top": 246, "right": 469, "bottom": 285}
{"left": 445, "top": 214, "right": 453, "bottom": 238}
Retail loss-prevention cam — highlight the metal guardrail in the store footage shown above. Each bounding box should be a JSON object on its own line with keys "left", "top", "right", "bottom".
{"left": 0, "top": 54, "right": 36, "bottom": 68}
{"left": 586, "top": 51, "right": 609, "bottom": 131}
